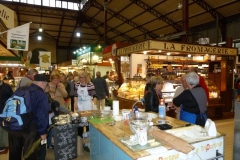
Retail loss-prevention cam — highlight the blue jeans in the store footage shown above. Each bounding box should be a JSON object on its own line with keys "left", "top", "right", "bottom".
{"left": 47, "top": 128, "right": 53, "bottom": 147}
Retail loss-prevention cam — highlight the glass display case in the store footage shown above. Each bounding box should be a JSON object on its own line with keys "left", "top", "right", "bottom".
{"left": 118, "top": 78, "right": 145, "bottom": 101}
{"left": 118, "top": 78, "right": 181, "bottom": 101}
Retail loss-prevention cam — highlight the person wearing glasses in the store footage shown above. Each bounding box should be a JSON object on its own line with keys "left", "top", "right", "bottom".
{"left": 16, "top": 69, "right": 38, "bottom": 89}
{"left": 74, "top": 71, "right": 97, "bottom": 152}
{"left": 144, "top": 76, "right": 164, "bottom": 113}
{"left": 74, "top": 71, "right": 97, "bottom": 111}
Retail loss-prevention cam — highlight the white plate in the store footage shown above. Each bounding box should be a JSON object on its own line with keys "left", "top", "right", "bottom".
{"left": 147, "top": 113, "right": 158, "bottom": 119}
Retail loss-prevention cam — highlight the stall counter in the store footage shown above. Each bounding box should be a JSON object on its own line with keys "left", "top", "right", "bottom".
{"left": 89, "top": 116, "right": 225, "bottom": 160}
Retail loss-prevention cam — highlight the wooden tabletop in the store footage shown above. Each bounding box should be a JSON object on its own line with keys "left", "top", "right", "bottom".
{"left": 89, "top": 114, "right": 190, "bottom": 160}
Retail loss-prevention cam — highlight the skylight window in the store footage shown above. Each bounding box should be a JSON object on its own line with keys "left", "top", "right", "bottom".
{"left": 2, "top": 0, "right": 86, "bottom": 11}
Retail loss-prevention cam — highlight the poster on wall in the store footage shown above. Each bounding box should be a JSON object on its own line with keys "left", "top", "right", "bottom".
{"left": 39, "top": 51, "right": 51, "bottom": 70}
{"left": 137, "top": 64, "right": 142, "bottom": 74}
{"left": 7, "top": 23, "right": 30, "bottom": 51}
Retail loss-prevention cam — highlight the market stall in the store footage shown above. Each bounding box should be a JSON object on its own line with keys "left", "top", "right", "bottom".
{"left": 89, "top": 114, "right": 225, "bottom": 160}
{"left": 102, "top": 42, "right": 130, "bottom": 100}
{"left": 115, "top": 40, "right": 238, "bottom": 118}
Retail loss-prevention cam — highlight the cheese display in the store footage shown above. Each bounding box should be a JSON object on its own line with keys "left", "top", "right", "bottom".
{"left": 118, "top": 80, "right": 145, "bottom": 100}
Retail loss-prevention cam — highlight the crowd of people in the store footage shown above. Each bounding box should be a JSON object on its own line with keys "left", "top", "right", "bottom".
{"left": 0, "top": 68, "right": 113, "bottom": 159}
{"left": 0, "top": 66, "right": 210, "bottom": 159}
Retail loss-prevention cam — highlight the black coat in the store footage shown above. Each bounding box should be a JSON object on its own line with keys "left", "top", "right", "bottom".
{"left": 0, "top": 81, "right": 13, "bottom": 113}
{"left": 144, "top": 87, "right": 160, "bottom": 113}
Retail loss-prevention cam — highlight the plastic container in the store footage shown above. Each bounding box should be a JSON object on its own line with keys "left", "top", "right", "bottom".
{"left": 158, "top": 99, "right": 166, "bottom": 119}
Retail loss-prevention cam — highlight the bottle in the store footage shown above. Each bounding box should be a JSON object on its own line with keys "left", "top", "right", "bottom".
{"left": 158, "top": 99, "right": 166, "bottom": 119}
{"left": 134, "top": 106, "right": 139, "bottom": 113}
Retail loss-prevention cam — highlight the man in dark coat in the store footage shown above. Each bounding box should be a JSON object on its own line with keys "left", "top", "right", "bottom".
{"left": 92, "top": 71, "right": 109, "bottom": 110}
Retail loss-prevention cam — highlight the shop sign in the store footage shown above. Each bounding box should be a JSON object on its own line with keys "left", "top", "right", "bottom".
{"left": 102, "top": 52, "right": 112, "bottom": 59}
{"left": 7, "top": 23, "right": 30, "bottom": 51}
{"left": 151, "top": 41, "right": 238, "bottom": 55}
{"left": 103, "top": 43, "right": 129, "bottom": 60}
{"left": 117, "top": 41, "right": 149, "bottom": 56}
{"left": 0, "top": 4, "right": 14, "bottom": 29}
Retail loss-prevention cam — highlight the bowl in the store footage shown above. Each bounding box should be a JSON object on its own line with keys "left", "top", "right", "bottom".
{"left": 129, "top": 120, "right": 150, "bottom": 133}
{"left": 93, "top": 110, "right": 113, "bottom": 119}
{"left": 129, "top": 112, "right": 148, "bottom": 121}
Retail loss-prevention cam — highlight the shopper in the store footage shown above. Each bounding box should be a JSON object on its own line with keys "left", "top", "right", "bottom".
{"left": 92, "top": 71, "right": 109, "bottom": 110}
{"left": 59, "top": 73, "right": 71, "bottom": 109}
{"left": 0, "top": 76, "right": 13, "bottom": 153}
{"left": 16, "top": 69, "right": 38, "bottom": 89}
{"left": 144, "top": 73, "right": 154, "bottom": 95}
{"left": 102, "top": 71, "right": 109, "bottom": 79}
{"left": 172, "top": 74, "right": 188, "bottom": 119}
{"left": 144, "top": 76, "right": 164, "bottom": 113}
{"left": 49, "top": 71, "right": 68, "bottom": 108}
{"left": 5, "top": 71, "right": 14, "bottom": 80}
{"left": 67, "top": 72, "right": 76, "bottom": 112}
{"left": 173, "top": 72, "right": 207, "bottom": 127}
{"left": 189, "top": 67, "right": 209, "bottom": 101}
{"left": 8, "top": 74, "right": 49, "bottom": 160}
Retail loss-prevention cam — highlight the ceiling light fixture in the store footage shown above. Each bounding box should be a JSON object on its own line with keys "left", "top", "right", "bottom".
{"left": 37, "top": 35, "right": 42, "bottom": 41}
{"left": 188, "top": 54, "right": 191, "bottom": 57}
{"left": 39, "top": 27, "right": 43, "bottom": 32}
{"left": 143, "top": 51, "right": 147, "bottom": 54}
{"left": 76, "top": 27, "right": 81, "bottom": 37}
{"left": 97, "top": 44, "right": 102, "bottom": 48}
{"left": 167, "top": 52, "right": 171, "bottom": 55}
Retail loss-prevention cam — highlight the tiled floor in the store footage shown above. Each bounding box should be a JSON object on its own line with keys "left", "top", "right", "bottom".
{"left": 0, "top": 119, "right": 234, "bottom": 160}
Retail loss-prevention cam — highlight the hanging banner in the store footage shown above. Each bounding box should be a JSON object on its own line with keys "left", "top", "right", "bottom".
{"left": 0, "top": 4, "right": 15, "bottom": 29}
{"left": 39, "top": 51, "right": 51, "bottom": 70}
{"left": 7, "top": 23, "right": 30, "bottom": 51}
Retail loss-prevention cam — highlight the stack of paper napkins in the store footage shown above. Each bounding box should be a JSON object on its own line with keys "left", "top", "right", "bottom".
{"left": 204, "top": 118, "right": 217, "bottom": 137}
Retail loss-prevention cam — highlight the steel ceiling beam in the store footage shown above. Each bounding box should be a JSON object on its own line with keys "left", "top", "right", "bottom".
{"left": 85, "top": 15, "right": 138, "bottom": 43}
{"left": 130, "top": 0, "right": 182, "bottom": 32}
{"left": 68, "top": 0, "right": 95, "bottom": 48}
{"left": 56, "top": 12, "right": 65, "bottom": 47}
{"left": 92, "top": 1, "right": 159, "bottom": 39}
{"left": 192, "top": 0, "right": 224, "bottom": 20}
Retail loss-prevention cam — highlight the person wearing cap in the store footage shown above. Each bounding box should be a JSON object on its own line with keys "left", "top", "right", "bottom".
{"left": 16, "top": 68, "right": 38, "bottom": 89}
{"left": 8, "top": 74, "right": 50, "bottom": 160}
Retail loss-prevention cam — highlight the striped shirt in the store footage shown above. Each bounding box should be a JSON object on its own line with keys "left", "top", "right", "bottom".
{"left": 74, "top": 82, "right": 97, "bottom": 98}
